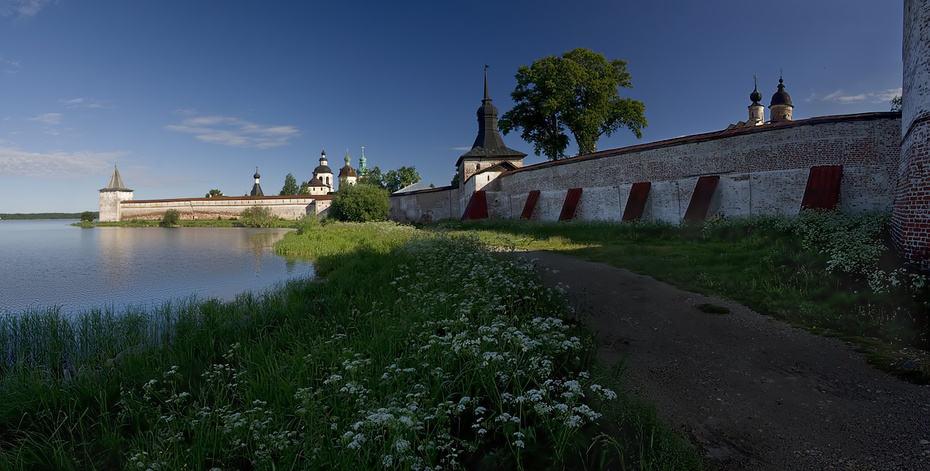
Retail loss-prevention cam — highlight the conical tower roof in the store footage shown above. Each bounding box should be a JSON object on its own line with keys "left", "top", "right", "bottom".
{"left": 457, "top": 69, "right": 526, "bottom": 165}
{"left": 100, "top": 165, "right": 131, "bottom": 192}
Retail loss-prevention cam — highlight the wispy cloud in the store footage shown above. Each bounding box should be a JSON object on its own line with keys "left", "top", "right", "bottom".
{"left": 452, "top": 146, "right": 472, "bottom": 151}
{"left": 27, "top": 112, "right": 62, "bottom": 125}
{"left": 0, "top": 56, "right": 21, "bottom": 74}
{"left": 0, "top": 146, "right": 126, "bottom": 179}
{"left": 821, "top": 87, "right": 902, "bottom": 105}
{"left": 165, "top": 115, "right": 300, "bottom": 149}
{"left": 61, "top": 98, "right": 104, "bottom": 109}
{"left": 0, "top": 0, "right": 57, "bottom": 18}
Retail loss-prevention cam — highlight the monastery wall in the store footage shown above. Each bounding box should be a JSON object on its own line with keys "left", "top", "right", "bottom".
{"left": 391, "top": 113, "right": 901, "bottom": 224}
{"left": 118, "top": 195, "right": 329, "bottom": 221}
{"left": 390, "top": 188, "right": 460, "bottom": 223}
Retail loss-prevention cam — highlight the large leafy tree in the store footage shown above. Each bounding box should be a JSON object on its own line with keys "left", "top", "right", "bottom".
{"left": 280, "top": 173, "right": 299, "bottom": 195}
{"left": 358, "top": 166, "right": 385, "bottom": 188}
{"left": 500, "top": 47, "right": 647, "bottom": 160}
{"left": 328, "top": 184, "right": 389, "bottom": 222}
{"left": 384, "top": 166, "right": 421, "bottom": 193}
{"left": 358, "top": 166, "right": 421, "bottom": 193}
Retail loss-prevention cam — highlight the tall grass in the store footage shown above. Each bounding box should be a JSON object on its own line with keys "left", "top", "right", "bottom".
{"left": 437, "top": 212, "right": 930, "bottom": 380}
{"left": 0, "top": 221, "right": 701, "bottom": 470}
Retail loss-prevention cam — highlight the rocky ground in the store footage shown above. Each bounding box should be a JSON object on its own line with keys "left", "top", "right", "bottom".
{"left": 521, "top": 251, "right": 930, "bottom": 471}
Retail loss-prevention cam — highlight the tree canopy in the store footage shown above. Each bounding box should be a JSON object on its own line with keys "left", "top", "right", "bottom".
{"left": 359, "top": 166, "right": 421, "bottom": 193}
{"left": 280, "top": 173, "right": 299, "bottom": 196}
{"left": 891, "top": 95, "right": 902, "bottom": 112}
{"left": 205, "top": 189, "right": 223, "bottom": 197}
{"left": 500, "top": 47, "right": 647, "bottom": 160}
{"left": 328, "top": 184, "right": 389, "bottom": 222}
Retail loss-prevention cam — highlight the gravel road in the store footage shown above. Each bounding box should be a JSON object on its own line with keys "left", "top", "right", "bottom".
{"left": 521, "top": 251, "right": 930, "bottom": 471}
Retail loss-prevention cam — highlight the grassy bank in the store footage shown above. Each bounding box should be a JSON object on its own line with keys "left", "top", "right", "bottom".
{"left": 0, "top": 221, "right": 700, "bottom": 469}
{"left": 432, "top": 212, "right": 930, "bottom": 382}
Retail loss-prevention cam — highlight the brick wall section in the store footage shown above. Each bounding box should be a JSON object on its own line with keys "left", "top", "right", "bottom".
{"left": 893, "top": 0, "right": 930, "bottom": 269}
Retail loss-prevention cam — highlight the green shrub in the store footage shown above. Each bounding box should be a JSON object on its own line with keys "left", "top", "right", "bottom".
{"left": 295, "top": 213, "right": 323, "bottom": 235}
{"left": 328, "top": 184, "right": 389, "bottom": 222}
{"left": 160, "top": 209, "right": 181, "bottom": 227}
{"left": 79, "top": 211, "right": 95, "bottom": 222}
{"left": 240, "top": 206, "right": 274, "bottom": 227}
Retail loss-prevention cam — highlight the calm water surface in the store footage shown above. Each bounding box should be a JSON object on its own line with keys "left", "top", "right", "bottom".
{"left": 0, "top": 220, "right": 314, "bottom": 316}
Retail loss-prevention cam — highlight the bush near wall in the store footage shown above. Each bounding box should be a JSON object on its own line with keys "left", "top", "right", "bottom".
{"left": 160, "top": 209, "right": 180, "bottom": 227}
{"left": 240, "top": 206, "right": 275, "bottom": 227}
{"left": 329, "top": 184, "right": 389, "bottom": 222}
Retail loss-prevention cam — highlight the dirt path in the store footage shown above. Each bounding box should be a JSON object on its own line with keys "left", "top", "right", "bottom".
{"left": 520, "top": 251, "right": 930, "bottom": 471}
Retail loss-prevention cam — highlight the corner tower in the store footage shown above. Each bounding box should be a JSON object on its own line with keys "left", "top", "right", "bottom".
{"left": 456, "top": 68, "right": 526, "bottom": 184}
{"left": 893, "top": 0, "right": 930, "bottom": 269}
{"left": 98, "top": 165, "right": 133, "bottom": 222}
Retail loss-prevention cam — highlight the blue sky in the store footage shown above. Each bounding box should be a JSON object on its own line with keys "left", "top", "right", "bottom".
{"left": 0, "top": 0, "right": 903, "bottom": 213}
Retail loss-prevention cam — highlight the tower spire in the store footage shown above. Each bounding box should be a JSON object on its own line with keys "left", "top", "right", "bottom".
{"left": 471, "top": 66, "right": 506, "bottom": 151}
{"left": 484, "top": 64, "right": 490, "bottom": 100}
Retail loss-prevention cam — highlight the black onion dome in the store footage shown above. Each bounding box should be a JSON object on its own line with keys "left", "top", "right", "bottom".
{"left": 770, "top": 78, "right": 793, "bottom": 107}
{"left": 750, "top": 86, "right": 763, "bottom": 104}
{"left": 253, "top": 171, "right": 261, "bottom": 179}
{"left": 314, "top": 164, "right": 332, "bottom": 174}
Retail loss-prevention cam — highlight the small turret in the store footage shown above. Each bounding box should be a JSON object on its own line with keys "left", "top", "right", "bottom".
{"left": 358, "top": 146, "right": 368, "bottom": 175}
{"left": 748, "top": 75, "right": 764, "bottom": 125}
{"left": 769, "top": 76, "right": 794, "bottom": 123}
{"left": 250, "top": 167, "right": 264, "bottom": 196}
{"left": 338, "top": 149, "right": 358, "bottom": 188}
{"left": 313, "top": 149, "right": 334, "bottom": 191}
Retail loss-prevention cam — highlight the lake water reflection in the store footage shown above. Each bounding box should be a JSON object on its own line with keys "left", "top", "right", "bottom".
{"left": 0, "top": 220, "right": 314, "bottom": 316}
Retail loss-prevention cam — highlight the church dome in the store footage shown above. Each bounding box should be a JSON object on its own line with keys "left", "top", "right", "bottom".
{"left": 750, "top": 86, "right": 763, "bottom": 104}
{"left": 314, "top": 164, "right": 332, "bottom": 174}
{"left": 770, "top": 78, "right": 793, "bottom": 107}
{"left": 339, "top": 166, "right": 357, "bottom": 178}
{"left": 253, "top": 171, "right": 261, "bottom": 179}
{"left": 477, "top": 98, "right": 499, "bottom": 120}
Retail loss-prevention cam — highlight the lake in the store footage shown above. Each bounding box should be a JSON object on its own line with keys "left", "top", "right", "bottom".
{"left": 0, "top": 220, "right": 314, "bottom": 317}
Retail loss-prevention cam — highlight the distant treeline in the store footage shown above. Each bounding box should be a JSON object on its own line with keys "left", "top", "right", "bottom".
{"left": 0, "top": 212, "right": 96, "bottom": 220}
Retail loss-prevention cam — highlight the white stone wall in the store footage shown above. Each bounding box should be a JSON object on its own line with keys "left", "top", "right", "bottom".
{"left": 390, "top": 188, "right": 460, "bottom": 223}
{"left": 118, "top": 196, "right": 328, "bottom": 221}
{"left": 494, "top": 115, "right": 899, "bottom": 196}
{"left": 481, "top": 166, "right": 893, "bottom": 223}
{"left": 390, "top": 114, "right": 900, "bottom": 224}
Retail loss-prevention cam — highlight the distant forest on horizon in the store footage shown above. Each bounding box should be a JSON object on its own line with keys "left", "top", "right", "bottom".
{"left": 0, "top": 212, "right": 95, "bottom": 220}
